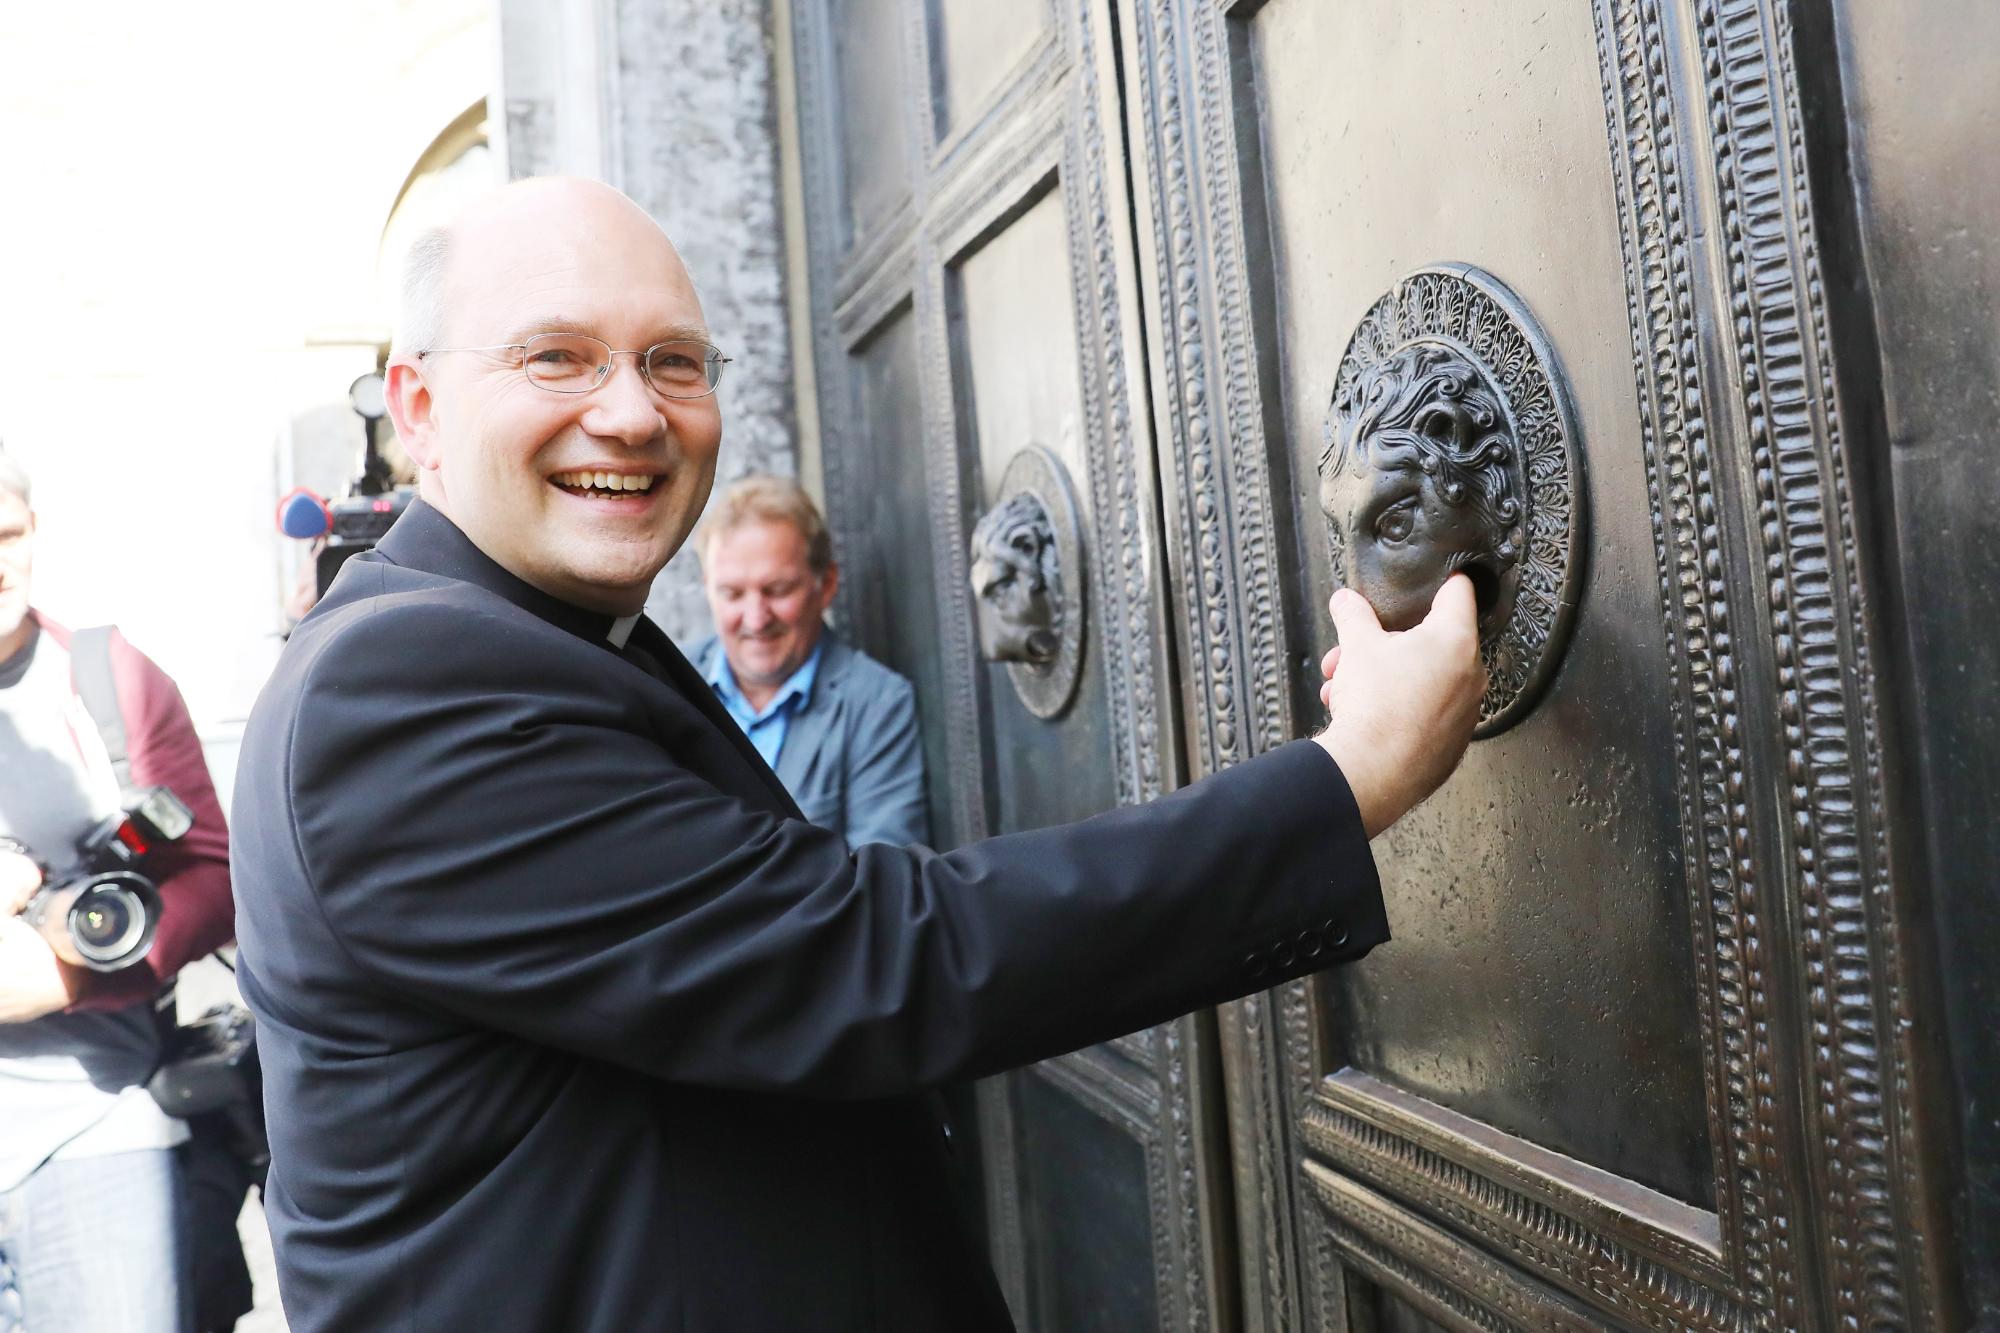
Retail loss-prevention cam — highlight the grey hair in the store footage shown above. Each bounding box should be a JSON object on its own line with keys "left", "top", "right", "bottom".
{"left": 392, "top": 225, "right": 455, "bottom": 355}
{"left": 0, "top": 447, "right": 28, "bottom": 507}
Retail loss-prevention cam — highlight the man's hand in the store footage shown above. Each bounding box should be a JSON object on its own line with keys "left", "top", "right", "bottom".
{"left": 0, "top": 914, "right": 78, "bottom": 1023}
{"left": 1314, "top": 574, "right": 1485, "bottom": 838}
{"left": 0, "top": 848, "right": 41, "bottom": 916}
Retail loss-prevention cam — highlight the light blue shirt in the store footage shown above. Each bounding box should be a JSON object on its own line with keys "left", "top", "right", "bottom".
{"left": 704, "top": 639, "right": 825, "bottom": 771}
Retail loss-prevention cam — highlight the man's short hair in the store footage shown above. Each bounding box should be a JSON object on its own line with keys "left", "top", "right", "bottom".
{"left": 0, "top": 446, "right": 29, "bottom": 507}
{"left": 393, "top": 225, "right": 454, "bottom": 356}
{"left": 696, "top": 475, "right": 834, "bottom": 577}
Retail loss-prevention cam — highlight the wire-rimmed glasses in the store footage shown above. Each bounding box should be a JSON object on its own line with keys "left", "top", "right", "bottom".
{"left": 417, "top": 332, "right": 732, "bottom": 399}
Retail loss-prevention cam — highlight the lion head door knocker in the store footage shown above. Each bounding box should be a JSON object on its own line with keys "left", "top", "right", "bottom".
{"left": 1320, "top": 265, "right": 1586, "bottom": 736}
{"left": 969, "top": 445, "right": 1086, "bottom": 720}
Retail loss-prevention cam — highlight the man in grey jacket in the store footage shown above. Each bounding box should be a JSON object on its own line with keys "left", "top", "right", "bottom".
{"left": 692, "top": 475, "right": 928, "bottom": 848}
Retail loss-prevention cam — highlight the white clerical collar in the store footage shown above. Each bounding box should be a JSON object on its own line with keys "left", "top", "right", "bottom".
{"left": 606, "top": 614, "right": 640, "bottom": 649}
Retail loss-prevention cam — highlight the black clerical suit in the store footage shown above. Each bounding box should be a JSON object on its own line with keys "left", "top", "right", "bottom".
{"left": 232, "top": 499, "right": 1386, "bottom": 1332}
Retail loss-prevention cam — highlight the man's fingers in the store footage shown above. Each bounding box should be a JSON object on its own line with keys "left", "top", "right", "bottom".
{"left": 0, "top": 855, "right": 40, "bottom": 917}
{"left": 1320, "top": 645, "right": 1341, "bottom": 680}
{"left": 1328, "top": 587, "right": 1383, "bottom": 644}
{"left": 1423, "top": 573, "right": 1480, "bottom": 645}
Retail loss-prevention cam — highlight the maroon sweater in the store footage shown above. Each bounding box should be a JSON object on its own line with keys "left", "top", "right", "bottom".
{"left": 30, "top": 611, "right": 235, "bottom": 1009}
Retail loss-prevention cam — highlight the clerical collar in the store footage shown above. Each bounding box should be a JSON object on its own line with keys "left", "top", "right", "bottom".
{"left": 607, "top": 615, "right": 640, "bottom": 649}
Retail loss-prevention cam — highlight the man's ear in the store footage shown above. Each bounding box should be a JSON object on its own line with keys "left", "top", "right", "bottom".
{"left": 385, "top": 358, "right": 442, "bottom": 473}
{"left": 816, "top": 560, "right": 840, "bottom": 611}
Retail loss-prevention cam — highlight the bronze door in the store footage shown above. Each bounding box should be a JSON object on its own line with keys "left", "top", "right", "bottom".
{"left": 1110, "top": 0, "right": 1955, "bottom": 1329}
{"left": 790, "top": 0, "right": 1235, "bottom": 1327}
{"left": 789, "top": 0, "right": 1970, "bottom": 1329}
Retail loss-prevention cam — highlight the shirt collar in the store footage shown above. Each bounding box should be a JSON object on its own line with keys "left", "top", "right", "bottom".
{"left": 706, "top": 636, "right": 826, "bottom": 723}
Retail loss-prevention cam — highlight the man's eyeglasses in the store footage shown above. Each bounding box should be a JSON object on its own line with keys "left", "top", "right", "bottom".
{"left": 417, "top": 333, "right": 732, "bottom": 399}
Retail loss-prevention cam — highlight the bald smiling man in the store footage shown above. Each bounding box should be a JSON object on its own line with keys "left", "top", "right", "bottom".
{"left": 231, "top": 178, "right": 1485, "bottom": 1333}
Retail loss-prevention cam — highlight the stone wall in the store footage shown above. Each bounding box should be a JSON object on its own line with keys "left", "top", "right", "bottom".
{"left": 497, "top": 0, "right": 795, "bottom": 640}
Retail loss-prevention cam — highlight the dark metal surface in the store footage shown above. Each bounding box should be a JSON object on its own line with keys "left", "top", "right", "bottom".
{"left": 789, "top": 1, "right": 1228, "bottom": 1329}
{"left": 1106, "top": 0, "right": 1965, "bottom": 1326}
{"left": 846, "top": 312, "right": 960, "bottom": 847}
{"left": 953, "top": 189, "right": 1116, "bottom": 820}
{"left": 829, "top": 0, "right": 911, "bottom": 251}
{"left": 1250, "top": 0, "right": 1712, "bottom": 1209}
{"left": 789, "top": 0, "right": 1983, "bottom": 1326}
{"left": 1017, "top": 1072, "right": 1162, "bottom": 1332}
{"left": 1813, "top": 1, "right": 2000, "bottom": 1323}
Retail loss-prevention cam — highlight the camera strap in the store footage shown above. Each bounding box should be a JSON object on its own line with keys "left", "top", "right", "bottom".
{"left": 68, "top": 625, "right": 133, "bottom": 792}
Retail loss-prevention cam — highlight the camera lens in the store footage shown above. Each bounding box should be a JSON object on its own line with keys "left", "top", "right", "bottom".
{"left": 76, "top": 895, "right": 132, "bottom": 947}
{"left": 66, "top": 873, "right": 160, "bottom": 970}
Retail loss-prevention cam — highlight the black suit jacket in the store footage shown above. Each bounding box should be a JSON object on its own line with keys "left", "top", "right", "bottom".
{"left": 232, "top": 500, "right": 1386, "bottom": 1332}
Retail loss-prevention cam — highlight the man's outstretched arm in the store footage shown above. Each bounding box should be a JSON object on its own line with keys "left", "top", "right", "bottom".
{"left": 275, "top": 578, "right": 1480, "bottom": 1099}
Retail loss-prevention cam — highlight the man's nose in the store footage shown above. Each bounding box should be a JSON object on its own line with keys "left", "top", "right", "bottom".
{"left": 579, "top": 356, "right": 667, "bottom": 448}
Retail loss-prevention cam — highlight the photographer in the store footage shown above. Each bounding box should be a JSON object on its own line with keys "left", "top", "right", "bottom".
{"left": 0, "top": 449, "right": 234, "bottom": 1333}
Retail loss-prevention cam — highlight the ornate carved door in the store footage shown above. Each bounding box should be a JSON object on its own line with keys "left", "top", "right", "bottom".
{"left": 1109, "top": 0, "right": 1958, "bottom": 1329}
{"left": 790, "top": 0, "right": 1234, "bottom": 1327}
{"left": 788, "top": 0, "right": 1975, "bottom": 1329}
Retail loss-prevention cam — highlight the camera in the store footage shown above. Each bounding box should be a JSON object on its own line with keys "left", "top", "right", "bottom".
{"left": 149, "top": 999, "right": 267, "bottom": 1172}
{"left": 276, "top": 369, "right": 416, "bottom": 601}
{"left": 20, "top": 786, "right": 193, "bottom": 972}
{"left": 316, "top": 489, "right": 414, "bottom": 599}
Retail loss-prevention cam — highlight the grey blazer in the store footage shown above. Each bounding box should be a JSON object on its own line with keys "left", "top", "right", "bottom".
{"left": 689, "top": 630, "right": 930, "bottom": 849}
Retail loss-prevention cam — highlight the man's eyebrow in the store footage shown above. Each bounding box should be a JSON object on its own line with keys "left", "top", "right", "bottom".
{"left": 507, "top": 314, "right": 714, "bottom": 344}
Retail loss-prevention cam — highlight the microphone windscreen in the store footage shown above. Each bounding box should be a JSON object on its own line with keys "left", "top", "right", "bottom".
{"left": 277, "top": 489, "right": 331, "bottom": 539}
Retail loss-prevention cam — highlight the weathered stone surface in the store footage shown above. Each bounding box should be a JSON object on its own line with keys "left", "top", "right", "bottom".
{"left": 613, "top": 0, "right": 796, "bottom": 635}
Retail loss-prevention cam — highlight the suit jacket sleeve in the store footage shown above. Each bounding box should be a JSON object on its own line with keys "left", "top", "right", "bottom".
{"left": 286, "top": 600, "right": 1384, "bottom": 1098}
{"left": 841, "top": 672, "right": 930, "bottom": 849}
{"left": 68, "top": 630, "right": 234, "bottom": 1010}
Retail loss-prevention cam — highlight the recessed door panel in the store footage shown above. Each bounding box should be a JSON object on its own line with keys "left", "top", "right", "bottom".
{"left": 829, "top": 0, "right": 912, "bottom": 250}
{"left": 954, "top": 184, "right": 1119, "bottom": 831}
{"left": 848, "top": 309, "right": 957, "bottom": 846}
{"left": 1249, "top": 0, "right": 1713, "bottom": 1209}
{"left": 928, "top": 0, "right": 1053, "bottom": 139}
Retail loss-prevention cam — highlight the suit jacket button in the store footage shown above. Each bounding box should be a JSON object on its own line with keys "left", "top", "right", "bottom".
{"left": 1297, "top": 929, "right": 1323, "bottom": 959}
{"left": 1322, "top": 918, "right": 1349, "bottom": 950}
{"left": 1245, "top": 949, "right": 1270, "bottom": 979}
{"left": 1271, "top": 942, "right": 1296, "bottom": 971}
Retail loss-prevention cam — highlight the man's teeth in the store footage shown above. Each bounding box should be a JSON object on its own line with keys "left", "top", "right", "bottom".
{"left": 551, "top": 471, "right": 659, "bottom": 493}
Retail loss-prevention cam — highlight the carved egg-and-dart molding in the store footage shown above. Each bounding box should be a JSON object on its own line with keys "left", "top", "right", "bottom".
{"left": 1319, "top": 265, "right": 1586, "bottom": 737}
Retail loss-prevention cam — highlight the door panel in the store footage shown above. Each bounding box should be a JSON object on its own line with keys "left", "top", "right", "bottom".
{"left": 1017, "top": 1070, "right": 1164, "bottom": 1332}
{"left": 830, "top": 0, "right": 912, "bottom": 255}
{"left": 793, "top": 1, "right": 1226, "bottom": 1329}
{"left": 1112, "top": 0, "right": 1950, "bottom": 1328}
{"left": 1248, "top": 0, "right": 1713, "bottom": 1210}
{"left": 952, "top": 183, "right": 1121, "bottom": 830}
{"left": 846, "top": 310, "right": 958, "bottom": 847}
{"left": 927, "top": 0, "right": 1052, "bottom": 141}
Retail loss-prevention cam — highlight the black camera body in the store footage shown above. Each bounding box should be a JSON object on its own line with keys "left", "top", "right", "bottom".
{"left": 314, "top": 487, "right": 415, "bottom": 600}
{"left": 21, "top": 786, "right": 192, "bottom": 972}
{"left": 149, "top": 1000, "right": 268, "bottom": 1177}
